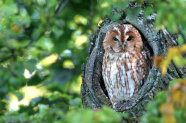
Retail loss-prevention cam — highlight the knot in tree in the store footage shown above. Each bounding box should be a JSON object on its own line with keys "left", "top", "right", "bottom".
{"left": 81, "top": 2, "right": 184, "bottom": 121}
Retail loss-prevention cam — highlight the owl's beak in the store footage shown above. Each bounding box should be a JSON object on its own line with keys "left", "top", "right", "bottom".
{"left": 122, "top": 44, "right": 125, "bottom": 49}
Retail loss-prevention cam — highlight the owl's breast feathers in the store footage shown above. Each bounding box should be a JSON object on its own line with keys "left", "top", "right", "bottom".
{"left": 102, "top": 50, "right": 149, "bottom": 107}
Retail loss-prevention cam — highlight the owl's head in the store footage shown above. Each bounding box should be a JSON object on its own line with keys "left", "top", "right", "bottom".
{"left": 103, "top": 24, "right": 143, "bottom": 53}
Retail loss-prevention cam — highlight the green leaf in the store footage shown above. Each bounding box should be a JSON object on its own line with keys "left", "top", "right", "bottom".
{"left": 7, "top": 39, "right": 29, "bottom": 49}
{"left": 169, "top": 78, "right": 183, "bottom": 89}
{"left": 154, "top": 91, "right": 167, "bottom": 105}
{"left": 39, "top": 104, "right": 49, "bottom": 115}
{"left": 49, "top": 91, "right": 62, "bottom": 101}
{"left": 27, "top": 74, "right": 46, "bottom": 85}
{"left": 69, "top": 98, "right": 81, "bottom": 107}
{"left": 14, "top": 91, "right": 24, "bottom": 101}
{"left": 0, "top": 100, "right": 7, "bottom": 115}
{"left": 178, "top": 35, "right": 184, "bottom": 46}
{"left": 23, "top": 59, "right": 37, "bottom": 73}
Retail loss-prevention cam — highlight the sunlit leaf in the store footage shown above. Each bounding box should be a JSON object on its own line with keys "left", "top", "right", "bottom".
{"left": 101, "top": 2, "right": 109, "bottom": 8}
{"left": 8, "top": 86, "right": 50, "bottom": 111}
{"left": 160, "top": 103, "right": 174, "bottom": 115}
{"left": 74, "top": 15, "right": 88, "bottom": 25}
{"left": 70, "top": 75, "right": 82, "bottom": 93}
{"left": 162, "top": 114, "right": 176, "bottom": 123}
{"left": 75, "top": 35, "right": 88, "bottom": 48}
{"left": 39, "top": 54, "right": 58, "bottom": 67}
{"left": 97, "top": 19, "right": 103, "bottom": 27}
{"left": 153, "top": 45, "right": 186, "bottom": 75}
{"left": 63, "top": 60, "right": 75, "bottom": 69}
{"left": 24, "top": 69, "right": 36, "bottom": 79}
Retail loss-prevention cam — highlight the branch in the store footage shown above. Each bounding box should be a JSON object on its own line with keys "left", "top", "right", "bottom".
{"left": 0, "top": 49, "right": 16, "bottom": 63}
{"left": 24, "top": 40, "right": 34, "bottom": 48}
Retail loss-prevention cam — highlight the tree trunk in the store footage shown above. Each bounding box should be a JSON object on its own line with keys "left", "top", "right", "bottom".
{"left": 81, "top": 2, "right": 184, "bottom": 122}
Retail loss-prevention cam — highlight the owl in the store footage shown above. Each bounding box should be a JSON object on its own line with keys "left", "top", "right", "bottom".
{"left": 102, "top": 24, "right": 150, "bottom": 108}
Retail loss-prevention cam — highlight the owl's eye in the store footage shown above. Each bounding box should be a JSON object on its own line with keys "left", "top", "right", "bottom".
{"left": 127, "top": 36, "right": 133, "bottom": 41}
{"left": 113, "top": 37, "right": 119, "bottom": 41}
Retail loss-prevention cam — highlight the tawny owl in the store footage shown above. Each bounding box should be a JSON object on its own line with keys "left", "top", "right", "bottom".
{"left": 102, "top": 24, "right": 150, "bottom": 108}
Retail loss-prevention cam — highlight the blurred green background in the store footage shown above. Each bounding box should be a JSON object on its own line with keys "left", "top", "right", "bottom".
{"left": 0, "top": 0, "right": 185, "bottom": 123}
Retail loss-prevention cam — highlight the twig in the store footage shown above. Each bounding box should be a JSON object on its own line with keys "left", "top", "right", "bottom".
{"left": 87, "top": 0, "right": 95, "bottom": 28}
{"left": 55, "top": 0, "right": 69, "bottom": 16}
{"left": 0, "top": 55, "right": 14, "bottom": 63}
{"left": 90, "top": 0, "right": 94, "bottom": 17}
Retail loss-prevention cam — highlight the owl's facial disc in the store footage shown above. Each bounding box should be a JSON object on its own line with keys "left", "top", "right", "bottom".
{"left": 103, "top": 24, "right": 143, "bottom": 53}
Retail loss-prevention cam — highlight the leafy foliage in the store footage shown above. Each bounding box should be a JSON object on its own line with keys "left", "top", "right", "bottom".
{"left": 154, "top": 44, "right": 186, "bottom": 75}
{"left": 0, "top": 0, "right": 185, "bottom": 122}
{"left": 141, "top": 79, "right": 186, "bottom": 123}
